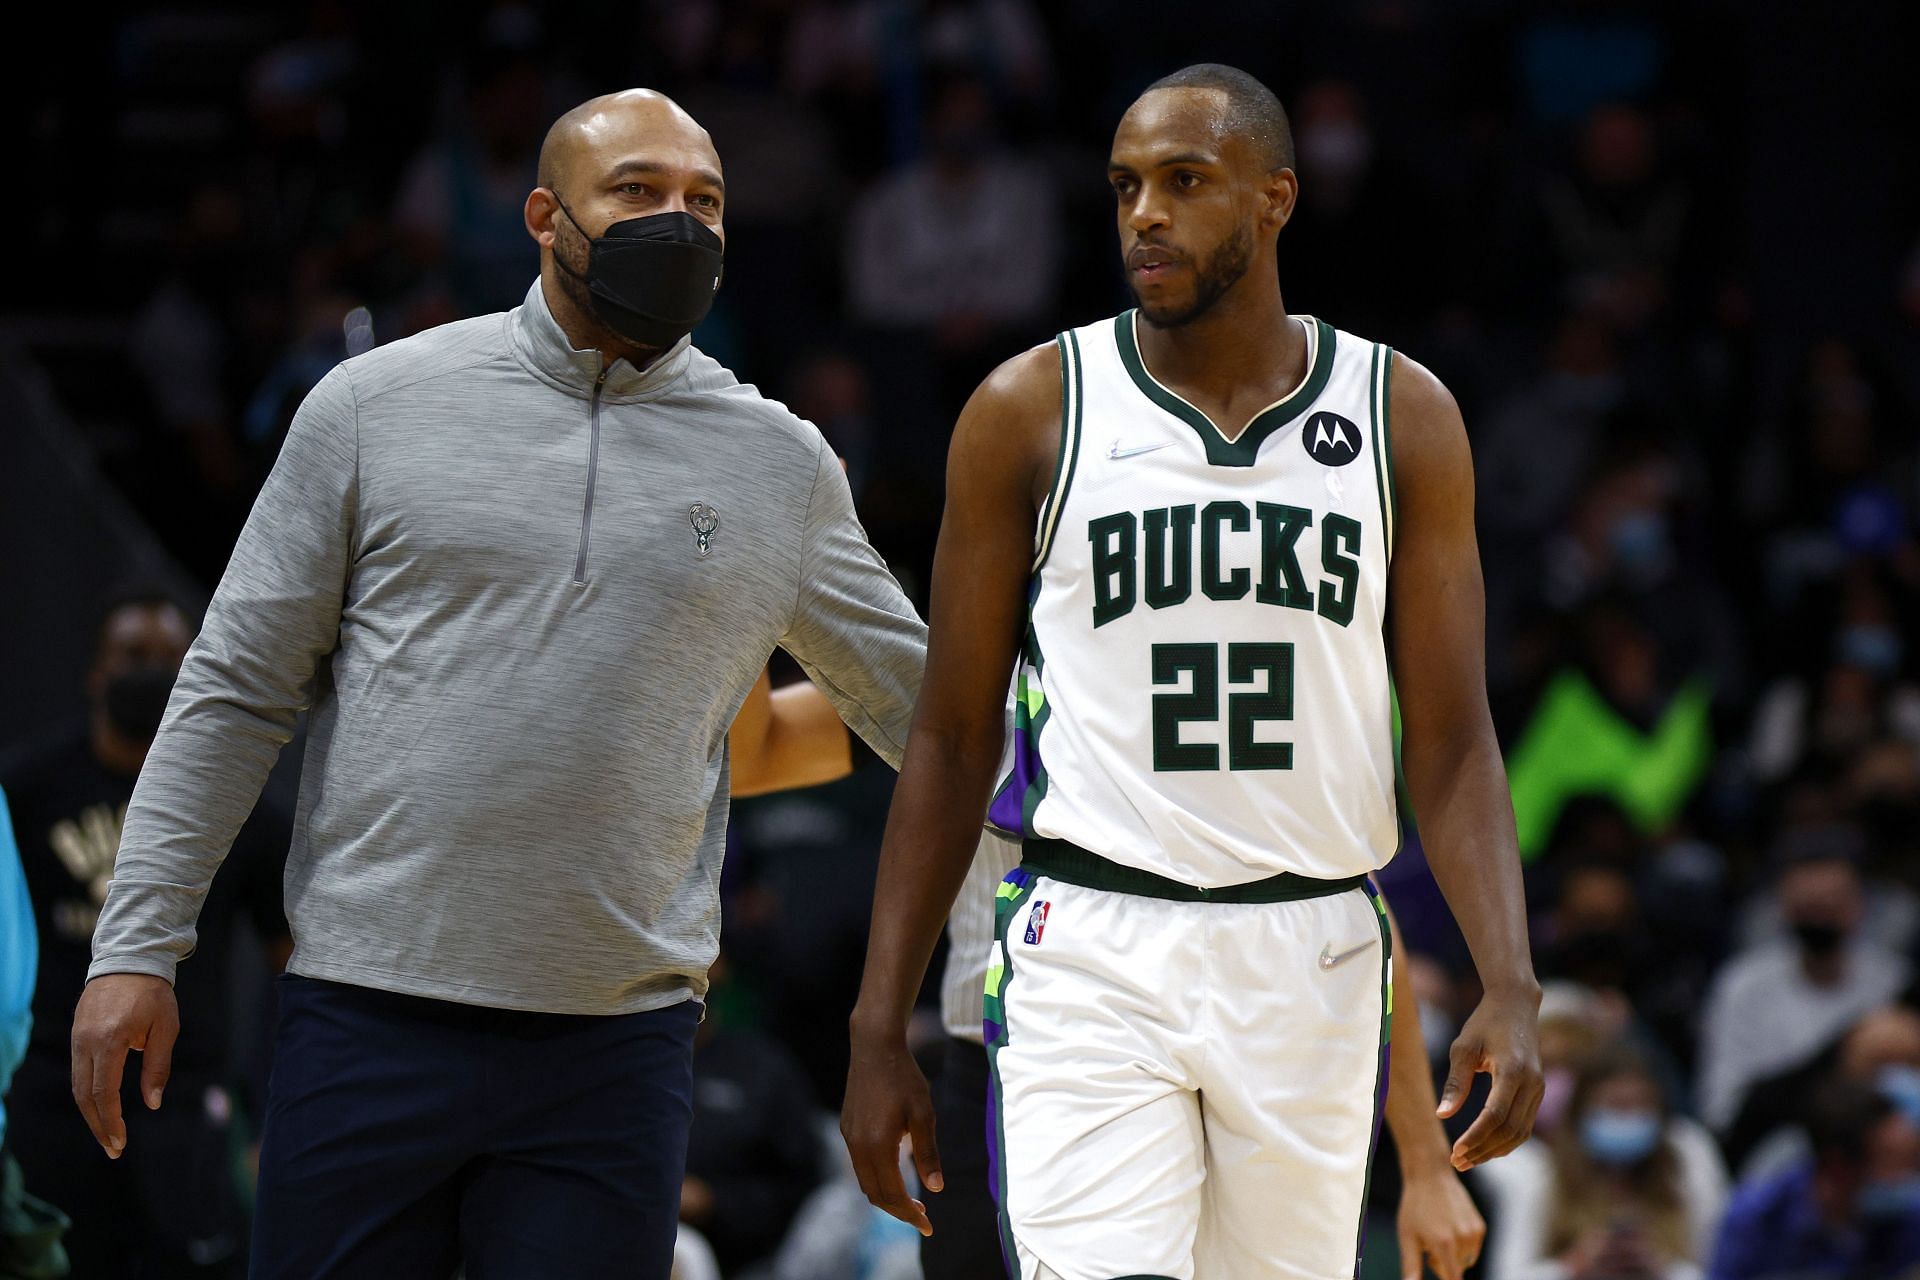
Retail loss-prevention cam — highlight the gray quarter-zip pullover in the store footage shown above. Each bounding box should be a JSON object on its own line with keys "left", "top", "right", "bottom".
{"left": 88, "top": 279, "right": 927, "bottom": 1015}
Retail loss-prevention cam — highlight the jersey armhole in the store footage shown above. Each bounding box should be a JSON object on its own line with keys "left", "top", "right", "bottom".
{"left": 1369, "top": 343, "right": 1397, "bottom": 563}
{"left": 1371, "top": 343, "right": 1406, "bottom": 864}
{"left": 1031, "top": 330, "right": 1084, "bottom": 572}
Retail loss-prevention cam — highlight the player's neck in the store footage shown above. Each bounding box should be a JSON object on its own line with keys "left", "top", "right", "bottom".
{"left": 1136, "top": 278, "right": 1301, "bottom": 403}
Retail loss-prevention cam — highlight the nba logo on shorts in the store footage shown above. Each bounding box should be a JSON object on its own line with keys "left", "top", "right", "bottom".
{"left": 1024, "top": 901, "right": 1051, "bottom": 945}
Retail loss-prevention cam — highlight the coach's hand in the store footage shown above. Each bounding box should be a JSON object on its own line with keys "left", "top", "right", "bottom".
{"left": 842, "top": 1027, "right": 942, "bottom": 1236}
{"left": 71, "top": 972, "right": 179, "bottom": 1159}
{"left": 1437, "top": 987, "right": 1542, "bottom": 1170}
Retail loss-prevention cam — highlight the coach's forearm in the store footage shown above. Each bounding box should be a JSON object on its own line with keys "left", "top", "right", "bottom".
{"left": 1404, "top": 732, "right": 1537, "bottom": 998}
{"left": 850, "top": 722, "right": 1004, "bottom": 1036}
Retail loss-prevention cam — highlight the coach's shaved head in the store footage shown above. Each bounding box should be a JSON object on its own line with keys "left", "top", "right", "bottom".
{"left": 524, "top": 89, "right": 727, "bottom": 365}
{"left": 536, "top": 89, "right": 719, "bottom": 192}
{"left": 1140, "top": 64, "right": 1294, "bottom": 173}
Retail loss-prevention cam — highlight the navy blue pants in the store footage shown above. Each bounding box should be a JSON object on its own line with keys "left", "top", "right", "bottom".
{"left": 251, "top": 975, "right": 700, "bottom": 1279}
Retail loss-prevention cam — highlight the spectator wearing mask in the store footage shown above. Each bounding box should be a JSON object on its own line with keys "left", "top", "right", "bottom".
{"left": 1532, "top": 984, "right": 1614, "bottom": 1137}
{"left": 1732, "top": 824, "right": 1918, "bottom": 974}
{"left": 1748, "top": 565, "right": 1920, "bottom": 789}
{"left": 1698, "top": 849, "right": 1910, "bottom": 1132}
{"left": 1479, "top": 1044, "right": 1727, "bottom": 1280}
{"left": 1850, "top": 1010, "right": 1920, "bottom": 1130}
{"left": 1726, "top": 1006, "right": 1920, "bottom": 1181}
{"left": 1710, "top": 1080, "right": 1920, "bottom": 1279}
{"left": 0, "top": 589, "right": 292, "bottom": 1279}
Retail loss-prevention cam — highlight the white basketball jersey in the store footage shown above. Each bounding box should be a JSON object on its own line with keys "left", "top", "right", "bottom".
{"left": 985, "top": 310, "right": 1400, "bottom": 885}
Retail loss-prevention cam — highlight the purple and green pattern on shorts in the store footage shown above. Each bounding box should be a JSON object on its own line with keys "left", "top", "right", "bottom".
{"left": 984, "top": 867, "right": 1038, "bottom": 1276}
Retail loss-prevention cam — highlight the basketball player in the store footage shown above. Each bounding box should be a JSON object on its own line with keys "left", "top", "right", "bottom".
{"left": 842, "top": 63, "right": 1542, "bottom": 1279}
{"left": 728, "top": 678, "right": 1487, "bottom": 1276}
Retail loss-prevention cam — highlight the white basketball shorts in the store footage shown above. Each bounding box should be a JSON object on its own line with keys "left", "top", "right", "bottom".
{"left": 982, "top": 859, "right": 1391, "bottom": 1280}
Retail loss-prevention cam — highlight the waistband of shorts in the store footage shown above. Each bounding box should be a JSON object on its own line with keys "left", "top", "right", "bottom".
{"left": 1020, "top": 838, "right": 1368, "bottom": 904}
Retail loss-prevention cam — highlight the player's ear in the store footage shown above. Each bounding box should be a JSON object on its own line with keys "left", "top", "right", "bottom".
{"left": 1262, "top": 167, "right": 1299, "bottom": 234}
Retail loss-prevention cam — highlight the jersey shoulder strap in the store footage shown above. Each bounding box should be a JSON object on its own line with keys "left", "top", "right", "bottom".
{"left": 1033, "top": 326, "right": 1089, "bottom": 570}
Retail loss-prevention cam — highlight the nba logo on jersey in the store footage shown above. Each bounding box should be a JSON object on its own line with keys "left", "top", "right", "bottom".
{"left": 1024, "top": 901, "right": 1051, "bottom": 945}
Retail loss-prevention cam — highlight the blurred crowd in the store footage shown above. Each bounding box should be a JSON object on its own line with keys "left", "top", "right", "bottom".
{"left": 6, "top": 0, "right": 1920, "bottom": 1277}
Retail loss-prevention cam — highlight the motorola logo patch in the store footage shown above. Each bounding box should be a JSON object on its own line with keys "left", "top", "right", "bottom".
{"left": 1302, "top": 411, "right": 1361, "bottom": 466}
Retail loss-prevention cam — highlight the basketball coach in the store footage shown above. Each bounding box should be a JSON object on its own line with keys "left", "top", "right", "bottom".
{"left": 69, "top": 89, "right": 925, "bottom": 1278}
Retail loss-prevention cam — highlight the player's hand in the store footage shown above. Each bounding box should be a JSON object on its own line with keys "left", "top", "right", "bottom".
{"left": 1437, "top": 986, "right": 1542, "bottom": 1170}
{"left": 1396, "top": 1165, "right": 1485, "bottom": 1280}
{"left": 71, "top": 972, "right": 179, "bottom": 1159}
{"left": 841, "top": 1028, "right": 941, "bottom": 1236}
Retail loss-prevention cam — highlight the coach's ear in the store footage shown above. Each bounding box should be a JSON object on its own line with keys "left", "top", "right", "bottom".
{"left": 1261, "top": 166, "right": 1298, "bottom": 235}
{"left": 525, "top": 186, "right": 562, "bottom": 248}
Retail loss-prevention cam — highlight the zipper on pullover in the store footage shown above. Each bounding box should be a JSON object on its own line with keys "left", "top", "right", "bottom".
{"left": 573, "top": 366, "right": 610, "bottom": 584}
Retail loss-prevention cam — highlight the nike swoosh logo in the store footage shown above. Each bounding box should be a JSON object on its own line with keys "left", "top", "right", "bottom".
{"left": 1108, "top": 440, "right": 1172, "bottom": 460}
{"left": 1318, "top": 937, "right": 1378, "bottom": 970}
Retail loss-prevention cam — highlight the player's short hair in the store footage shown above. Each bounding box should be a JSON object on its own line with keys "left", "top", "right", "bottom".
{"left": 1143, "top": 63, "right": 1294, "bottom": 173}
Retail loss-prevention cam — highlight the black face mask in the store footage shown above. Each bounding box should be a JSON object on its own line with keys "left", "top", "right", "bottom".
{"left": 552, "top": 196, "right": 723, "bottom": 350}
{"left": 103, "top": 665, "right": 178, "bottom": 742}
{"left": 1791, "top": 920, "right": 1847, "bottom": 957}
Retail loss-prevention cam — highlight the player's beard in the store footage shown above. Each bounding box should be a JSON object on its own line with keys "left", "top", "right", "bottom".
{"left": 1133, "top": 223, "right": 1254, "bottom": 329}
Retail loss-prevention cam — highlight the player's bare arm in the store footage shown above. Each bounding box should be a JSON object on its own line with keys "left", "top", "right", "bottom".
{"left": 1382, "top": 900, "right": 1487, "bottom": 1280}
{"left": 729, "top": 669, "right": 854, "bottom": 797}
{"left": 1386, "top": 351, "right": 1544, "bottom": 1171}
{"left": 841, "top": 342, "right": 1060, "bottom": 1235}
